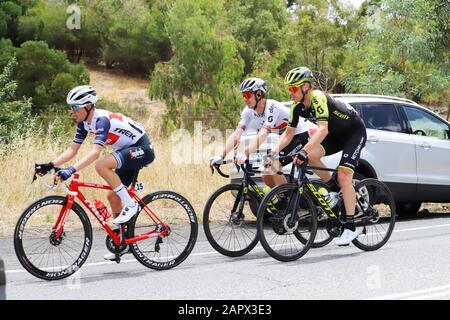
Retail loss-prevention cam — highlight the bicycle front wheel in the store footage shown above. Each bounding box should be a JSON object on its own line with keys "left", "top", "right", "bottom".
{"left": 129, "top": 191, "right": 198, "bottom": 270}
{"left": 14, "top": 196, "right": 92, "bottom": 281}
{"left": 203, "top": 184, "right": 259, "bottom": 257}
{"left": 257, "top": 184, "right": 317, "bottom": 262}
{"left": 352, "top": 179, "right": 396, "bottom": 251}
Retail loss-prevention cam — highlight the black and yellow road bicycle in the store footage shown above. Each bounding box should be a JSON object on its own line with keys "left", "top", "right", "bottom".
{"left": 256, "top": 153, "right": 396, "bottom": 262}
{"left": 203, "top": 159, "right": 286, "bottom": 257}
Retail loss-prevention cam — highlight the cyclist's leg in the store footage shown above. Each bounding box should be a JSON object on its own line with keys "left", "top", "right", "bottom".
{"left": 106, "top": 168, "right": 135, "bottom": 218}
{"left": 262, "top": 161, "right": 286, "bottom": 188}
{"left": 308, "top": 138, "right": 332, "bottom": 182}
{"left": 265, "top": 132, "right": 310, "bottom": 188}
{"left": 337, "top": 124, "right": 367, "bottom": 218}
{"left": 338, "top": 166, "right": 356, "bottom": 216}
{"left": 95, "top": 154, "right": 127, "bottom": 216}
{"left": 102, "top": 143, "right": 155, "bottom": 223}
{"left": 335, "top": 125, "right": 367, "bottom": 245}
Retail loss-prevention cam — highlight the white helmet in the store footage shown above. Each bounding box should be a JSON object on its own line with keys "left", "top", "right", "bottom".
{"left": 239, "top": 77, "right": 268, "bottom": 94}
{"left": 66, "top": 85, "right": 98, "bottom": 106}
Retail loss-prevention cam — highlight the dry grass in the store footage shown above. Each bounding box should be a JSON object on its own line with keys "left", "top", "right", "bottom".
{"left": 0, "top": 67, "right": 228, "bottom": 237}
{"left": 0, "top": 130, "right": 226, "bottom": 237}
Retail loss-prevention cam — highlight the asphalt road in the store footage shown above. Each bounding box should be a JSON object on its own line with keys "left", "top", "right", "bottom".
{"left": 2, "top": 214, "right": 450, "bottom": 300}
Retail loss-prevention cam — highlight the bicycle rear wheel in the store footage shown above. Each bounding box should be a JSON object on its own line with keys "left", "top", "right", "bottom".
{"left": 352, "top": 179, "right": 396, "bottom": 251}
{"left": 14, "top": 196, "right": 92, "bottom": 280}
{"left": 129, "top": 191, "right": 198, "bottom": 270}
{"left": 257, "top": 184, "right": 317, "bottom": 262}
{"left": 203, "top": 184, "right": 259, "bottom": 257}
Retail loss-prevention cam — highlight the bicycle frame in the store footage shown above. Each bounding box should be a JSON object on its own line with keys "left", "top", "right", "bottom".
{"left": 283, "top": 162, "right": 341, "bottom": 229}
{"left": 290, "top": 162, "right": 369, "bottom": 227}
{"left": 52, "top": 173, "right": 168, "bottom": 247}
{"left": 234, "top": 163, "right": 279, "bottom": 214}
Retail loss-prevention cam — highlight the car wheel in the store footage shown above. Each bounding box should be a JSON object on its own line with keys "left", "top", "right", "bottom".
{"left": 396, "top": 202, "right": 422, "bottom": 218}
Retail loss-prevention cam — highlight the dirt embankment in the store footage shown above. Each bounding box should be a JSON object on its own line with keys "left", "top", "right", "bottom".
{"left": 88, "top": 65, "right": 165, "bottom": 119}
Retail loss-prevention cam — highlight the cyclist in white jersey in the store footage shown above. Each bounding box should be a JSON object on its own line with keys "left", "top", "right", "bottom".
{"left": 35, "top": 86, "right": 155, "bottom": 230}
{"left": 210, "top": 78, "right": 314, "bottom": 189}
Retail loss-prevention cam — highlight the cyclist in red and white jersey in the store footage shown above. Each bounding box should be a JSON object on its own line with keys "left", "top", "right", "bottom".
{"left": 210, "top": 77, "right": 315, "bottom": 189}
{"left": 35, "top": 86, "right": 155, "bottom": 229}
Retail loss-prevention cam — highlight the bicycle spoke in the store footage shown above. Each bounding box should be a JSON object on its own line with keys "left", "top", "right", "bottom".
{"left": 14, "top": 197, "right": 92, "bottom": 280}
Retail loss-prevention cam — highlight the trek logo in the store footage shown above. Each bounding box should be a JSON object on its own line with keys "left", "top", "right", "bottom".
{"left": 114, "top": 128, "right": 136, "bottom": 139}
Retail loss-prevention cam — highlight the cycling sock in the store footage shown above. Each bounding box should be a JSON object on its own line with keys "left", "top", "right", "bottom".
{"left": 113, "top": 184, "right": 135, "bottom": 207}
{"left": 344, "top": 215, "right": 356, "bottom": 232}
{"left": 326, "top": 178, "right": 341, "bottom": 193}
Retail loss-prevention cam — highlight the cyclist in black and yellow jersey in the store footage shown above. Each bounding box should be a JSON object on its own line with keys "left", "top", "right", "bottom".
{"left": 271, "top": 67, "right": 367, "bottom": 246}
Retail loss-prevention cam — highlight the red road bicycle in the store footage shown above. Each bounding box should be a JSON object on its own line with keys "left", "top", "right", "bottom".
{"left": 14, "top": 167, "right": 198, "bottom": 280}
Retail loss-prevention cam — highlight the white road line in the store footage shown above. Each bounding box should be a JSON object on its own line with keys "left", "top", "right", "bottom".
{"left": 393, "top": 223, "right": 450, "bottom": 234}
{"left": 5, "top": 249, "right": 222, "bottom": 274}
{"left": 368, "top": 284, "right": 450, "bottom": 300}
{"left": 6, "top": 221, "right": 450, "bottom": 274}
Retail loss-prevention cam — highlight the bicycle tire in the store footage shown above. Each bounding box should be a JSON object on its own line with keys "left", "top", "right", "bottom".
{"left": 203, "top": 184, "right": 260, "bottom": 257}
{"left": 257, "top": 183, "right": 317, "bottom": 262}
{"left": 14, "top": 196, "right": 92, "bottom": 281}
{"left": 351, "top": 179, "right": 396, "bottom": 251}
{"left": 129, "top": 191, "right": 198, "bottom": 270}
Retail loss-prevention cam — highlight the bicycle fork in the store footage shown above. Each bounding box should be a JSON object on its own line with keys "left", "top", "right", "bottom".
{"left": 52, "top": 195, "right": 76, "bottom": 240}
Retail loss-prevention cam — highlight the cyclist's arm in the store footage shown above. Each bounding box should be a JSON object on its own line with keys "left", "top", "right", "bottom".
{"left": 304, "top": 121, "right": 328, "bottom": 154}
{"left": 244, "top": 127, "right": 269, "bottom": 157}
{"left": 71, "top": 144, "right": 103, "bottom": 172}
{"left": 221, "top": 127, "right": 244, "bottom": 158}
{"left": 51, "top": 143, "right": 82, "bottom": 167}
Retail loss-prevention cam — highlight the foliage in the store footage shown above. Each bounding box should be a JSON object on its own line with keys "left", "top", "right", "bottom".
{"left": 0, "top": 0, "right": 448, "bottom": 133}
{"left": 149, "top": 0, "right": 244, "bottom": 131}
{"left": 14, "top": 40, "right": 89, "bottom": 110}
{"left": 0, "top": 56, "right": 33, "bottom": 144}
{"left": 343, "top": 0, "right": 449, "bottom": 105}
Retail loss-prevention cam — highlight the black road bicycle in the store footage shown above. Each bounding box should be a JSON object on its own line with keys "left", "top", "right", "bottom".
{"left": 203, "top": 159, "right": 286, "bottom": 257}
{"left": 257, "top": 153, "right": 396, "bottom": 262}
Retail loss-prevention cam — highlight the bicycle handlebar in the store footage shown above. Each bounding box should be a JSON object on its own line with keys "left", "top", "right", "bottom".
{"left": 34, "top": 168, "right": 78, "bottom": 196}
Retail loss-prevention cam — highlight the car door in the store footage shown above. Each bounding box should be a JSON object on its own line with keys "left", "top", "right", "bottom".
{"left": 401, "top": 105, "right": 450, "bottom": 201}
{"left": 353, "top": 103, "right": 418, "bottom": 199}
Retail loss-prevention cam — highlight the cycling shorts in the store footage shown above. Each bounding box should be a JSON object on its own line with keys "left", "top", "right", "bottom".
{"left": 279, "top": 131, "right": 310, "bottom": 166}
{"left": 320, "top": 119, "right": 366, "bottom": 171}
{"left": 112, "top": 134, "right": 155, "bottom": 186}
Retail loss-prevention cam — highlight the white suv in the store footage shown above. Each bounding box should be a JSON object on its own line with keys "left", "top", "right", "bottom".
{"left": 231, "top": 94, "right": 450, "bottom": 217}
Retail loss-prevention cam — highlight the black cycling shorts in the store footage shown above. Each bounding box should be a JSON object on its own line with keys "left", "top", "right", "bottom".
{"left": 279, "top": 131, "right": 310, "bottom": 166}
{"left": 320, "top": 120, "right": 366, "bottom": 171}
{"left": 111, "top": 134, "right": 155, "bottom": 186}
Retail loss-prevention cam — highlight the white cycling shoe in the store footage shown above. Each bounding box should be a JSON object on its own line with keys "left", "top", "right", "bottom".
{"left": 335, "top": 228, "right": 359, "bottom": 246}
{"left": 112, "top": 202, "right": 139, "bottom": 225}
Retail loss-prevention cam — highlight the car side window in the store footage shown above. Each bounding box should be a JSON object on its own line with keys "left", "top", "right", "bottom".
{"left": 357, "top": 104, "right": 403, "bottom": 133}
{"left": 403, "top": 107, "right": 450, "bottom": 139}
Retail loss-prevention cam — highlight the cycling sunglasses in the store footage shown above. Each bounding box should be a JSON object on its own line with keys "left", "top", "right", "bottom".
{"left": 288, "top": 85, "right": 301, "bottom": 94}
{"left": 242, "top": 91, "right": 253, "bottom": 99}
{"left": 69, "top": 104, "right": 88, "bottom": 111}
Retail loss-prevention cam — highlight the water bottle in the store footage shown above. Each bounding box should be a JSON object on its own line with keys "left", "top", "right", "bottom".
{"left": 94, "top": 199, "right": 111, "bottom": 221}
{"left": 263, "top": 186, "right": 279, "bottom": 204}
{"left": 317, "top": 186, "right": 339, "bottom": 208}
